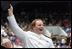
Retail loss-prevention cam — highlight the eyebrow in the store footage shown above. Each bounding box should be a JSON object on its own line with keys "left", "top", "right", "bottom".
{"left": 38, "top": 24, "right": 44, "bottom": 26}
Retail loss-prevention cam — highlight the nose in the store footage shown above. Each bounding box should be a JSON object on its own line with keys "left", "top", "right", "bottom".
{"left": 41, "top": 25, "right": 44, "bottom": 29}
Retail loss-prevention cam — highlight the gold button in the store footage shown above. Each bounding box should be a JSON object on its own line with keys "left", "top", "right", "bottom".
{"left": 38, "top": 42, "right": 40, "bottom": 45}
{"left": 39, "top": 38, "right": 41, "bottom": 40}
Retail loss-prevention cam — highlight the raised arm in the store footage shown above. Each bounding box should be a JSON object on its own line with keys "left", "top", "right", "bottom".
{"left": 7, "top": 4, "right": 27, "bottom": 41}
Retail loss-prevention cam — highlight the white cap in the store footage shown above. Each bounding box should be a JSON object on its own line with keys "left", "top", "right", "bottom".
{"left": 1, "top": 29, "right": 7, "bottom": 36}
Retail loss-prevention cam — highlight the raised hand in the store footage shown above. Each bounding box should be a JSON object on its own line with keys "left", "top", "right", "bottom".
{"left": 8, "top": 4, "right": 13, "bottom": 16}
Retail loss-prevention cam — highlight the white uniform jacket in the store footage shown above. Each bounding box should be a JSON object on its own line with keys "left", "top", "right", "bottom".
{"left": 7, "top": 15, "right": 55, "bottom": 48}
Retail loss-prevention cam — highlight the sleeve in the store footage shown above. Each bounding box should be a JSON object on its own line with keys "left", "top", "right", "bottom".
{"left": 49, "top": 39, "right": 55, "bottom": 48}
{"left": 7, "top": 15, "right": 28, "bottom": 41}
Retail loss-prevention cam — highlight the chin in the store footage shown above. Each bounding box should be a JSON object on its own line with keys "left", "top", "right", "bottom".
{"left": 39, "top": 31, "right": 43, "bottom": 34}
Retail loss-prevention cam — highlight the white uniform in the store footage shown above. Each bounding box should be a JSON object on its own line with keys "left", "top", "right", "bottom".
{"left": 7, "top": 15, "right": 55, "bottom": 48}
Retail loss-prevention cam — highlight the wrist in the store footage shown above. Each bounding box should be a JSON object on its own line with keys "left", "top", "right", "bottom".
{"left": 8, "top": 11, "right": 13, "bottom": 16}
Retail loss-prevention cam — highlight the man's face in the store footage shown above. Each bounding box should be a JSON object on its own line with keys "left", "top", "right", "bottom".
{"left": 33, "top": 20, "right": 44, "bottom": 34}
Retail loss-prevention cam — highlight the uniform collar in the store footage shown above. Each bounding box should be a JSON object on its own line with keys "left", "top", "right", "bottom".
{"left": 29, "top": 31, "right": 42, "bottom": 37}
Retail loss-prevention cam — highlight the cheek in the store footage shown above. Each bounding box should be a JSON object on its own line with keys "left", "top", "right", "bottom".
{"left": 36, "top": 26, "right": 40, "bottom": 29}
{"left": 43, "top": 27, "right": 44, "bottom": 29}
{"left": 35, "top": 27, "right": 38, "bottom": 30}
{"left": 34, "top": 26, "right": 39, "bottom": 30}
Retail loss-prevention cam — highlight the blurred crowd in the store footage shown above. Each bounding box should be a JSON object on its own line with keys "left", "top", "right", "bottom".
{"left": 1, "top": 10, "right": 71, "bottom": 48}
{"left": 50, "top": 33, "right": 71, "bottom": 48}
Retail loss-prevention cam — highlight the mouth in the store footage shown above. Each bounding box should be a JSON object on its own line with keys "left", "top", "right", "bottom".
{"left": 39, "top": 28, "right": 43, "bottom": 31}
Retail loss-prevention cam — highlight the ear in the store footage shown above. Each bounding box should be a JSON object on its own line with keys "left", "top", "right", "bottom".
{"left": 33, "top": 26, "right": 35, "bottom": 29}
{"left": 32, "top": 26, "right": 34, "bottom": 28}
{"left": 32, "top": 26, "right": 35, "bottom": 30}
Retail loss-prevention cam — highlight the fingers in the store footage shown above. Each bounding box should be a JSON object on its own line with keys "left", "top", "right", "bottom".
{"left": 10, "top": 4, "right": 12, "bottom": 7}
{"left": 8, "top": 4, "right": 13, "bottom": 12}
{"left": 10, "top": 4, "right": 12, "bottom": 8}
{"left": 10, "top": 4, "right": 13, "bottom": 10}
{"left": 8, "top": 4, "right": 13, "bottom": 16}
{"left": 9, "top": 4, "right": 13, "bottom": 9}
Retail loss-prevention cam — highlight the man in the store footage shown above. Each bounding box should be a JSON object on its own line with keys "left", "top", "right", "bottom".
{"left": 1, "top": 36, "right": 11, "bottom": 48}
{"left": 7, "top": 4, "right": 55, "bottom": 48}
{"left": 1, "top": 36, "right": 5, "bottom": 48}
